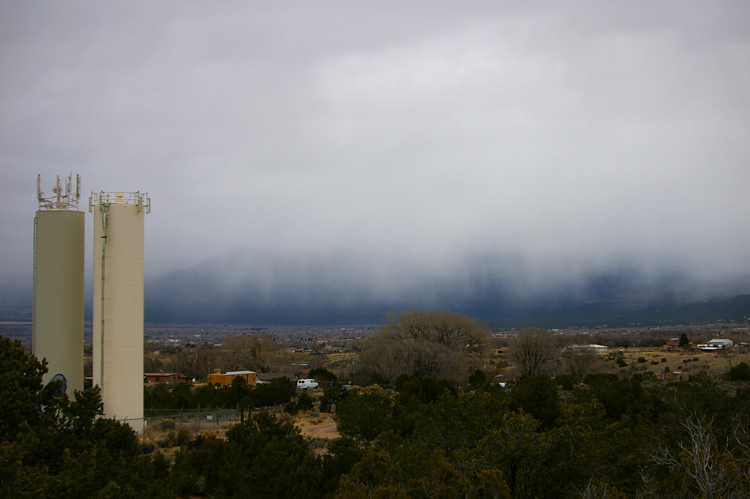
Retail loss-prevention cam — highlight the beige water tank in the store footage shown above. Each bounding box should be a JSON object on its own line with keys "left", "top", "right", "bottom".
{"left": 32, "top": 174, "right": 84, "bottom": 398}
{"left": 32, "top": 210, "right": 85, "bottom": 396}
{"left": 90, "top": 191, "right": 150, "bottom": 433}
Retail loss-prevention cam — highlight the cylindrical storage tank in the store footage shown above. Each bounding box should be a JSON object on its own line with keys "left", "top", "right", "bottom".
{"left": 32, "top": 209, "right": 85, "bottom": 397}
{"left": 91, "top": 192, "right": 149, "bottom": 433}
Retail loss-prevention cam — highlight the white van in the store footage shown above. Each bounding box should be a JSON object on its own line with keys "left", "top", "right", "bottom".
{"left": 297, "top": 379, "right": 319, "bottom": 389}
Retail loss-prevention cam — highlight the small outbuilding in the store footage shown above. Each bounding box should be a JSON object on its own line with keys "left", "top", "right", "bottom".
{"left": 663, "top": 340, "right": 681, "bottom": 349}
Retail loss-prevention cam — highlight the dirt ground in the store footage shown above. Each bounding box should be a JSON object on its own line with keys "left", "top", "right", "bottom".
{"left": 297, "top": 421, "right": 340, "bottom": 439}
{"left": 291, "top": 411, "right": 340, "bottom": 439}
{"left": 143, "top": 412, "right": 340, "bottom": 464}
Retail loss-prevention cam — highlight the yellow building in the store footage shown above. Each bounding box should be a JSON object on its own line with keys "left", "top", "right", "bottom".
{"left": 207, "top": 370, "right": 256, "bottom": 386}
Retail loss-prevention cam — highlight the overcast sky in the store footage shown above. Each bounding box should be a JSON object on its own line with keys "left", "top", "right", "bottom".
{"left": 2, "top": 2, "right": 749, "bottom": 318}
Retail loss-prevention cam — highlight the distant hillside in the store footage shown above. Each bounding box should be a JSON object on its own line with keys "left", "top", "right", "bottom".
{"left": 144, "top": 250, "right": 750, "bottom": 327}
{"left": 492, "top": 294, "right": 750, "bottom": 329}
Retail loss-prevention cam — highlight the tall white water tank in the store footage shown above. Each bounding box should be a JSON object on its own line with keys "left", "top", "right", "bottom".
{"left": 90, "top": 191, "right": 150, "bottom": 433}
{"left": 33, "top": 174, "right": 84, "bottom": 397}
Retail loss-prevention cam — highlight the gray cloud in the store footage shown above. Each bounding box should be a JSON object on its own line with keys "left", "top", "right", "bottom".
{"left": 2, "top": 2, "right": 749, "bottom": 321}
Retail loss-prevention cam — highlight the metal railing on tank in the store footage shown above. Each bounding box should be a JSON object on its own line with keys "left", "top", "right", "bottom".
{"left": 89, "top": 191, "right": 151, "bottom": 213}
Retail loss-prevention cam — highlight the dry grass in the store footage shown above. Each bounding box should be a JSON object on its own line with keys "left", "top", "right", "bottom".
{"left": 610, "top": 346, "right": 750, "bottom": 379}
{"left": 278, "top": 409, "right": 341, "bottom": 441}
{"left": 141, "top": 409, "right": 339, "bottom": 463}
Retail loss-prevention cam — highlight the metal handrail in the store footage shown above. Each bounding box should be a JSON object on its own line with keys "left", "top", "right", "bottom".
{"left": 89, "top": 191, "right": 151, "bottom": 213}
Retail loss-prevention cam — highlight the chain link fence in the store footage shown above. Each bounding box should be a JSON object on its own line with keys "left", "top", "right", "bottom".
{"left": 140, "top": 408, "right": 241, "bottom": 440}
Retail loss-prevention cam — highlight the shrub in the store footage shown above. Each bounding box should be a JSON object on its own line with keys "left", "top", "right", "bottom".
{"left": 727, "top": 362, "right": 750, "bottom": 382}
{"left": 141, "top": 441, "right": 157, "bottom": 454}
{"left": 176, "top": 427, "right": 193, "bottom": 446}
{"left": 308, "top": 367, "right": 338, "bottom": 385}
{"left": 159, "top": 431, "right": 176, "bottom": 448}
{"left": 555, "top": 374, "right": 576, "bottom": 391}
{"left": 158, "top": 418, "right": 176, "bottom": 432}
{"left": 297, "top": 391, "right": 315, "bottom": 411}
{"left": 468, "top": 369, "right": 487, "bottom": 386}
{"left": 284, "top": 401, "right": 299, "bottom": 415}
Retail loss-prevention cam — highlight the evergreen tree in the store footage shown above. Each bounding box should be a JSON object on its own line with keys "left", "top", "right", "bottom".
{"left": 0, "top": 336, "right": 171, "bottom": 497}
{"left": 679, "top": 333, "right": 689, "bottom": 347}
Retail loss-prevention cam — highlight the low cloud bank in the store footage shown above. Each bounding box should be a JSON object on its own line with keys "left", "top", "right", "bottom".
{"left": 144, "top": 247, "right": 750, "bottom": 325}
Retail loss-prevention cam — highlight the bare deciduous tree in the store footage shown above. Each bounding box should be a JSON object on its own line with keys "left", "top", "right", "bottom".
{"left": 648, "top": 415, "right": 738, "bottom": 499}
{"left": 560, "top": 345, "right": 601, "bottom": 382}
{"left": 144, "top": 356, "right": 164, "bottom": 372}
{"left": 404, "top": 340, "right": 465, "bottom": 381}
{"left": 508, "top": 328, "right": 556, "bottom": 377}
{"left": 169, "top": 344, "right": 218, "bottom": 380}
{"left": 579, "top": 479, "right": 626, "bottom": 499}
{"left": 221, "top": 332, "right": 275, "bottom": 371}
{"left": 378, "top": 311, "right": 490, "bottom": 355}
{"left": 358, "top": 339, "right": 409, "bottom": 383}
{"left": 361, "top": 311, "right": 491, "bottom": 383}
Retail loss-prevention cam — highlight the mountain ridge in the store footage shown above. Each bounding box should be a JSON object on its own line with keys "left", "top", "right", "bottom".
{"left": 144, "top": 250, "right": 750, "bottom": 327}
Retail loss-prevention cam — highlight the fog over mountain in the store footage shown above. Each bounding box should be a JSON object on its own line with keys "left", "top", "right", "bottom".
{"left": 144, "top": 248, "right": 750, "bottom": 325}
{"left": 1, "top": 2, "right": 749, "bottom": 325}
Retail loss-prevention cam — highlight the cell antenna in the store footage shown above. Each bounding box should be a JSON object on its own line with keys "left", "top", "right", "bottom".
{"left": 37, "top": 173, "right": 81, "bottom": 210}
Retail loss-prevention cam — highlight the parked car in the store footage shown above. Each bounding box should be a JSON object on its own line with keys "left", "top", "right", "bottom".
{"left": 296, "top": 379, "right": 319, "bottom": 389}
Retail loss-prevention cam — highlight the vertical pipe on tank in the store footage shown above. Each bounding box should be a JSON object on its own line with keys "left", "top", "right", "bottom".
{"left": 97, "top": 203, "right": 108, "bottom": 390}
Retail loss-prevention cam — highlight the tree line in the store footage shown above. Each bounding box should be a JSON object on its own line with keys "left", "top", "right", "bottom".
{"left": 124, "top": 370, "right": 750, "bottom": 497}
{"left": 5, "top": 330, "right": 750, "bottom": 498}
{"left": 146, "top": 331, "right": 276, "bottom": 381}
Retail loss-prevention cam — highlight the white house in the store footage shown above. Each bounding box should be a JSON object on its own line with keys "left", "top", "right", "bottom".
{"left": 697, "top": 339, "right": 734, "bottom": 351}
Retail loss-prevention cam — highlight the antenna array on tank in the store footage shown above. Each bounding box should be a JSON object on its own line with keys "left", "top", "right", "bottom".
{"left": 37, "top": 174, "right": 81, "bottom": 210}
